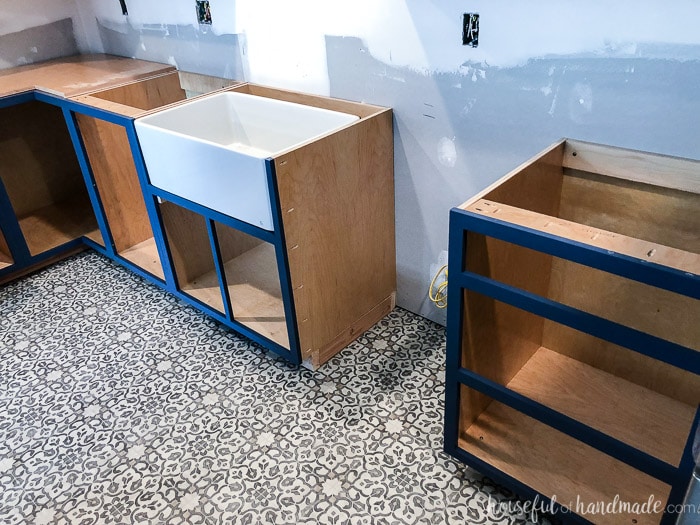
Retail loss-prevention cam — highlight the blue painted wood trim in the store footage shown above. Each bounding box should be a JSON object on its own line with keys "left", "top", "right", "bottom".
{"left": 453, "top": 208, "right": 699, "bottom": 299}
{"left": 123, "top": 123, "right": 176, "bottom": 286}
{"left": 206, "top": 218, "right": 234, "bottom": 320}
{"left": 455, "top": 367, "right": 679, "bottom": 485}
{"left": 456, "top": 270, "right": 700, "bottom": 374}
{"left": 443, "top": 212, "right": 467, "bottom": 458}
{"left": 265, "top": 159, "right": 301, "bottom": 363}
{"left": 149, "top": 187, "right": 277, "bottom": 245}
{"left": 0, "top": 91, "right": 35, "bottom": 108}
{"left": 660, "top": 407, "right": 700, "bottom": 525}
{"left": 60, "top": 108, "right": 116, "bottom": 257}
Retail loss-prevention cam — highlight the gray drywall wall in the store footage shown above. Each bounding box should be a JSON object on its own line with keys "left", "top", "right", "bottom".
{"left": 0, "top": 18, "right": 78, "bottom": 69}
{"left": 94, "top": 18, "right": 244, "bottom": 79}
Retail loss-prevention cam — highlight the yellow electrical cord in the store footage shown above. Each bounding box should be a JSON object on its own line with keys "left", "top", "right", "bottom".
{"left": 429, "top": 264, "right": 448, "bottom": 309}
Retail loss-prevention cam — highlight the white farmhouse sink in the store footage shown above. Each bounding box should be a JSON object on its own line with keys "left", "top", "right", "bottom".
{"left": 134, "top": 91, "right": 359, "bottom": 230}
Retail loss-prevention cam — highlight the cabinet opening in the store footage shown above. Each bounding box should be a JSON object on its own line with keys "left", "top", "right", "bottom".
{"left": 214, "top": 222, "right": 289, "bottom": 349}
{"left": 0, "top": 228, "right": 13, "bottom": 269}
{"left": 465, "top": 233, "right": 699, "bottom": 352}
{"left": 158, "top": 200, "right": 224, "bottom": 313}
{"left": 0, "top": 101, "right": 102, "bottom": 255}
{"left": 461, "top": 290, "right": 698, "bottom": 466}
{"left": 458, "top": 388, "right": 671, "bottom": 525}
{"left": 75, "top": 115, "right": 164, "bottom": 280}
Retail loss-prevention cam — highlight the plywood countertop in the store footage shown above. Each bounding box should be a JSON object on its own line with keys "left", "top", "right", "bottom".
{"left": 0, "top": 54, "right": 175, "bottom": 99}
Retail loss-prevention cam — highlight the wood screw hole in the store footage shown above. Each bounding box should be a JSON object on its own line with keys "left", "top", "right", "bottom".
{"left": 647, "top": 249, "right": 656, "bottom": 257}
{"left": 572, "top": 151, "right": 577, "bottom": 156}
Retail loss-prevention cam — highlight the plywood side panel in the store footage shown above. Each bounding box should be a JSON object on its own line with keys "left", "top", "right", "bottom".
{"left": 89, "top": 71, "right": 186, "bottom": 111}
{"left": 460, "top": 147, "right": 565, "bottom": 423}
{"left": 275, "top": 110, "right": 395, "bottom": 362}
{"left": 481, "top": 143, "right": 566, "bottom": 215}
{"left": 76, "top": 115, "right": 154, "bottom": 253}
{"left": 0, "top": 101, "right": 84, "bottom": 217}
{"left": 559, "top": 170, "right": 700, "bottom": 254}
{"left": 159, "top": 202, "right": 215, "bottom": 284}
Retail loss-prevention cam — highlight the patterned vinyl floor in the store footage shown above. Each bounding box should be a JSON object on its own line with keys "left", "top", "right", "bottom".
{"left": 0, "top": 252, "right": 547, "bottom": 525}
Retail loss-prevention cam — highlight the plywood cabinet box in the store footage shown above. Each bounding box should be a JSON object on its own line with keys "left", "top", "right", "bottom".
{"left": 0, "top": 56, "right": 396, "bottom": 367}
{"left": 444, "top": 139, "right": 699, "bottom": 525}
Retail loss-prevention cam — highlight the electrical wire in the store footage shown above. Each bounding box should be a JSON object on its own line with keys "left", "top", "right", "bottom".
{"left": 429, "top": 264, "right": 448, "bottom": 309}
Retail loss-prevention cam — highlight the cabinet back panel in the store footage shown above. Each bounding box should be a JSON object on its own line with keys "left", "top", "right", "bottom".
{"left": 89, "top": 72, "right": 186, "bottom": 111}
{"left": 0, "top": 101, "right": 84, "bottom": 217}
{"left": 76, "top": 115, "right": 154, "bottom": 252}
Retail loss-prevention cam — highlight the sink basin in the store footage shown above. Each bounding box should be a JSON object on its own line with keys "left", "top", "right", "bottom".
{"left": 134, "top": 91, "right": 359, "bottom": 230}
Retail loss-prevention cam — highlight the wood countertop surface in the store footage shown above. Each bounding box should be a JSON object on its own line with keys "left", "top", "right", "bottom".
{"left": 0, "top": 54, "right": 175, "bottom": 99}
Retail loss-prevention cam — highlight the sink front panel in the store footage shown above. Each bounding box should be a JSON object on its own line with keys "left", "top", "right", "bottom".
{"left": 135, "top": 91, "right": 359, "bottom": 231}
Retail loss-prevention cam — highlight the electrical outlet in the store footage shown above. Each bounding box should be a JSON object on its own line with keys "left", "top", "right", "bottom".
{"left": 196, "top": 1, "right": 213, "bottom": 25}
{"left": 462, "top": 13, "right": 479, "bottom": 47}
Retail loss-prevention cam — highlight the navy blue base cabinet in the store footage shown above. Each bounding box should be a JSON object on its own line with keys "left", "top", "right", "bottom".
{"left": 444, "top": 139, "right": 699, "bottom": 524}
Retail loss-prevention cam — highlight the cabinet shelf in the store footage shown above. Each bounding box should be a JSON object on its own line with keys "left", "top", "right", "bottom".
{"left": 18, "top": 195, "right": 102, "bottom": 255}
{"left": 119, "top": 237, "right": 164, "bottom": 280}
{"left": 506, "top": 346, "right": 695, "bottom": 467}
{"left": 459, "top": 398, "right": 669, "bottom": 525}
{"left": 222, "top": 242, "right": 288, "bottom": 348}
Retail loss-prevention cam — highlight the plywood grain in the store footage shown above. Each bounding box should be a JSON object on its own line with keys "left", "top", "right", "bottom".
{"left": 466, "top": 199, "right": 700, "bottom": 275}
{"left": 0, "top": 101, "right": 85, "bottom": 218}
{"left": 563, "top": 139, "right": 700, "bottom": 194}
{"left": 120, "top": 237, "right": 165, "bottom": 280}
{"left": 75, "top": 115, "right": 157, "bottom": 255}
{"left": 87, "top": 71, "right": 185, "bottom": 111}
{"left": 0, "top": 54, "right": 174, "bottom": 98}
{"left": 274, "top": 108, "right": 395, "bottom": 364}
{"left": 508, "top": 347, "right": 696, "bottom": 466}
{"left": 459, "top": 400, "right": 669, "bottom": 525}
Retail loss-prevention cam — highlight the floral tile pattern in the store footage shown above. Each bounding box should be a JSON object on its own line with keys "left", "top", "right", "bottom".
{"left": 0, "top": 252, "right": 548, "bottom": 524}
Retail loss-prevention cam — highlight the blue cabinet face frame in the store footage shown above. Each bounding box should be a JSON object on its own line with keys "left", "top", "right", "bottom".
{"left": 1, "top": 64, "right": 396, "bottom": 369}
{"left": 0, "top": 89, "right": 302, "bottom": 364}
{"left": 443, "top": 140, "right": 699, "bottom": 525}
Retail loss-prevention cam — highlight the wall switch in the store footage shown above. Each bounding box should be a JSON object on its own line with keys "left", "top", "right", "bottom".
{"left": 462, "top": 13, "right": 479, "bottom": 47}
{"left": 196, "top": 1, "right": 213, "bottom": 25}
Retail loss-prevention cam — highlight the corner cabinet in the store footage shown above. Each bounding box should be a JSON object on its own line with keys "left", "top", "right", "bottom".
{"left": 0, "top": 56, "right": 395, "bottom": 368}
{"left": 443, "top": 139, "right": 699, "bottom": 524}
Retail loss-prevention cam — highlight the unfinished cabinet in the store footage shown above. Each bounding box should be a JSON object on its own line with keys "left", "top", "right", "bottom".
{"left": 68, "top": 70, "right": 239, "bottom": 280}
{"left": 158, "top": 199, "right": 291, "bottom": 350}
{"left": 136, "top": 83, "right": 395, "bottom": 366}
{"left": 444, "top": 139, "right": 699, "bottom": 525}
